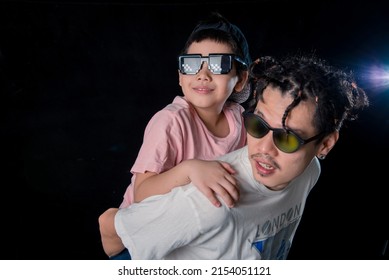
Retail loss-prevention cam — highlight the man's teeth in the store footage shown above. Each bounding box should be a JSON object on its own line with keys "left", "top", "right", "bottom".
{"left": 259, "top": 162, "right": 274, "bottom": 170}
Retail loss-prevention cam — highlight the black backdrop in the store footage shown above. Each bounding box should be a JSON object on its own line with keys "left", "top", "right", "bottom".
{"left": 2, "top": 0, "right": 388, "bottom": 260}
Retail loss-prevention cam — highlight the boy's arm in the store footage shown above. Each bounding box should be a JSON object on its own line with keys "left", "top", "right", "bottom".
{"left": 98, "top": 208, "right": 125, "bottom": 257}
{"left": 134, "top": 159, "right": 239, "bottom": 207}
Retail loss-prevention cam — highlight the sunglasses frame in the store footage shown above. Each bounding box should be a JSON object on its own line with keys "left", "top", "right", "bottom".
{"left": 243, "top": 111, "right": 323, "bottom": 153}
{"left": 178, "top": 53, "right": 247, "bottom": 75}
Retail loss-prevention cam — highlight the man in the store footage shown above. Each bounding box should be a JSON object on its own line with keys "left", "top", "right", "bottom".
{"left": 99, "top": 54, "right": 369, "bottom": 259}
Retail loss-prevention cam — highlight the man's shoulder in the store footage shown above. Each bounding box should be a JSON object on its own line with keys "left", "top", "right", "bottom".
{"left": 305, "top": 156, "right": 321, "bottom": 176}
{"left": 291, "top": 156, "right": 321, "bottom": 190}
{"left": 176, "top": 185, "right": 233, "bottom": 228}
{"left": 217, "top": 146, "right": 247, "bottom": 161}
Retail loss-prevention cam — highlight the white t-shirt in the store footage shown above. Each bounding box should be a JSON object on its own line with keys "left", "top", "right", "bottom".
{"left": 120, "top": 96, "right": 246, "bottom": 208}
{"left": 115, "top": 146, "right": 321, "bottom": 259}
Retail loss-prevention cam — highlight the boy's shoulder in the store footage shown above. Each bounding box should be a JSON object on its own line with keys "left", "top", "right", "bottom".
{"left": 162, "top": 96, "right": 191, "bottom": 113}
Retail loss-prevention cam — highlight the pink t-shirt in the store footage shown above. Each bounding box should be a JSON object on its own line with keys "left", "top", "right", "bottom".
{"left": 120, "top": 96, "right": 246, "bottom": 208}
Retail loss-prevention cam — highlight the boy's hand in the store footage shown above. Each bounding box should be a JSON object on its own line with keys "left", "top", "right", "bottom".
{"left": 186, "top": 159, "right": 239, "bottom": 208}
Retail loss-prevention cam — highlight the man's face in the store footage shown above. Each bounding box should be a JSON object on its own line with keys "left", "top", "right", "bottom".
{"left": 246, "top": 86, "right": 321, "bottom": 191}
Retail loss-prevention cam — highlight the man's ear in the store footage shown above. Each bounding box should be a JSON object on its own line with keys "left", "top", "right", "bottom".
{"left": 317, "top": 130, "right": 339, "bottom": 158}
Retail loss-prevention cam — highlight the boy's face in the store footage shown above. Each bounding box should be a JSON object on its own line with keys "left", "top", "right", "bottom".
{"left": 246, "top": 86, "right": 330, "bottom": 191}
{"left": 178, "top": 39, "right": 245, "bottom": 113}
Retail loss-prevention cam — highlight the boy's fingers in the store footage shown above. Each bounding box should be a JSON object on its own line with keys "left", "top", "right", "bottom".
{"left": 202, "top": 188, "right": 222, "bottom": 207}
{"left": 214, "top": 185, "right": 236, "bottom": 208}
{"left": 219, "top": 161, "right": 236, "bottom": 174}
{"left": 221, "top": 177, "right": 240, "bottom": 201}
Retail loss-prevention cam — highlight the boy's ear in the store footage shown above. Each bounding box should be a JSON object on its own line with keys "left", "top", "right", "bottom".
{"left": 234, "top": 70, "right": 249, "bottom": 92}
{"left": 178, "top": 70, "right": 183, "bottom": 87}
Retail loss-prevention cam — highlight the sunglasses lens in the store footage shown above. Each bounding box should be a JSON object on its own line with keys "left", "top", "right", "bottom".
{"left": 244, "top": 114, "right": 269, "bottom": 138}
{"left": 179, "top": 56, "right": 201, "bottom": 74}
{"left": 209, "top": 55, "right": 232, "bottom": 74}
{"left": 273, "top": 131, "right": 300, "bottom": 153}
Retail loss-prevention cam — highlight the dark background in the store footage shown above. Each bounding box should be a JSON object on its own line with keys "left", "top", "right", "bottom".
{"left": 1, "top": 0, "right": 388, "bottom": 260}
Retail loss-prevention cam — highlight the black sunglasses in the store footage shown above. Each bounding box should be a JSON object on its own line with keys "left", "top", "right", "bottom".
{"left": 178, "top": 53, "right": 247, "bottom": 75}
{"left": 243, "top": 111, "right": 323, "bottom": 153}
